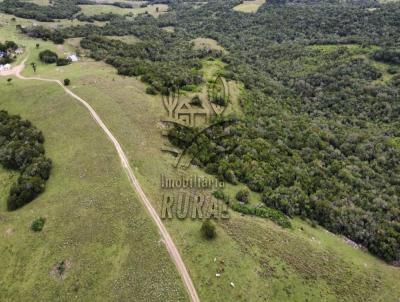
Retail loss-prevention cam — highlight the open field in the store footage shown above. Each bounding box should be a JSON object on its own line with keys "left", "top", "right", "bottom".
{"left": 1, "top": 11, "right": 400, "bottom": 302}
{"left": 233, "top": 0, "right": 266, "bottom": 13}
{"left": 192, "top": 37, "right": 226, "bottom": 52}
{"left": 0, "top": 78, "right": 187, "bottom": 302}
{"left": 24, "top": 0, "right": 51, "bottom": 5}
{"left": 0, "top": 17, "right": 188, "bottom": 302}
{"left": 79, "top": 3, "right": 168, "bottom": 17}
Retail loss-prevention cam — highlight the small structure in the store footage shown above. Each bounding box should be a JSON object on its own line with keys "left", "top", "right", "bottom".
{"left": 67, "top": 54, "right": 78, "bottom": 62}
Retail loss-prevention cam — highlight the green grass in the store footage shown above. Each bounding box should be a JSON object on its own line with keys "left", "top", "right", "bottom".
{"left": 78, "top": 3, "right": 168, "bottom": 17}
{"left": 1, "top": 14, "right": 400, "bottom": 302}
{"left": 0, "top": 18, "right": 188, "bottom": 301}
{"left": 233, "top": 0, "right": 266, "bottom": 13}
{"left": 0, "top": 167, "right": 18, "bottom": 211}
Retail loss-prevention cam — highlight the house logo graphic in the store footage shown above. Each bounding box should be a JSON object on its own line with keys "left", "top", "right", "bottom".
{"left": 162, "top": 76, "right": 229, "bottom": 127}
{"left": 161, "top": 76, "right": 237, "bottom": 169}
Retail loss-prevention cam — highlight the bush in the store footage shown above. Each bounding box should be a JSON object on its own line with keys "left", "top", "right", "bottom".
{"left": 387, "top": 66, "right": 399, "bottom": 74}
{"left": 231, "top": 203, "right": 291, "bottom": 228}
{"left": 146, "top": 86, "right": 157, "bottom": 95}
{"left": 181, "top": 84, "right": 198, "bottom": 92}
{"left": 64, "top": 78, "right": 70, "bottom": 86}
{"left": 212, "top": 190, "right": 230, "bottom": 204}
{"left": 201, "top": 219, "right": 216, "bottom": 239}
{"left": 56, "top": 58, "right": 71, "bottom": 66}
{"left": 39, "top": 49, "right": 58, "bottom": 64}
{"left": 190, "top": 95, "right": 202, "bottom": 106}
{"left": 31, "top": 217, "right": 46, "bottom": 232}
{"left": 236, "top": 189, "right": 250, "bottom": 203}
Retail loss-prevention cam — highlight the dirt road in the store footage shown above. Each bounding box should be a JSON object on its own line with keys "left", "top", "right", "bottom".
{"left": 1, "top": 58, "right": 200, "bottom": 302}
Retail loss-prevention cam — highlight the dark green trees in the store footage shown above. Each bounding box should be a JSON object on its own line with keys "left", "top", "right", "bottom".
{"left": 0, "top": 111, "right": 52, "bottom": 210}
{"left": 39, "top": 49, "right": 58, "bottom": 64}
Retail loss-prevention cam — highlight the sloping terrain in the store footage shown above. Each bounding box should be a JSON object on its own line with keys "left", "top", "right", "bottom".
{"left": 0, "top": 1, "right": 400, "bottom": 301}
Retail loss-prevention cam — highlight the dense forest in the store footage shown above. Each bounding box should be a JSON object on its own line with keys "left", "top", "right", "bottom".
{"left": 0, "top": 111, "right": 52, "bottom": 210}
{"left": 0, "top": 0, "right": 80, "bottom": 22}
{"left": 10, "top": 0, "right": 400, "bottom": 262}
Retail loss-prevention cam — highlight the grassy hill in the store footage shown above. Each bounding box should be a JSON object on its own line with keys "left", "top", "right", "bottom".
{"left": 0, "top": 7, "right": 399, "bottom": 302}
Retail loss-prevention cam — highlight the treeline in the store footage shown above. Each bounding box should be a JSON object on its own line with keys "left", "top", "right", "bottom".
{"left": 76, "top": 0, "right": 134, "bottom": 8}
{"left": 20, "top": 25, "right": 65, "bottom": 44}
{"left": 0, "top": 0, "right": 80, "bottom": 22}
{"left": 0, "top": 111, "right": 52, "bottom": 210}
{"left": 373, "top": 48, "right": 400, "bottom": 65}
{"left": 76, "top": 12, "right": 120, "bottom": 23}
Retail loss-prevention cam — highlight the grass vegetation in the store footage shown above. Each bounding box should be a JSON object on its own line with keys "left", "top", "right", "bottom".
{"left": 1, "top": 2, "right": 400, "bottom": 301}
{"left": 78, "top": 3, "right": 168, "bottom": 17}
{"left": 14, "top": 37, "right": 398, "bottom": 302}
{"left": 192, "top": 37, "right": 226, "bottom": 53}
{"left": 233, "top": 0, "right": 266, "bottom": 13}
{"left": 0, "top": 17, "right": 187, "bottom": 302}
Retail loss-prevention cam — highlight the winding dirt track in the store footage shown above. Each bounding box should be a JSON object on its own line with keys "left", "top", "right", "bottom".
{"left": 1, "top": 58, "right": 200, "bottom": 302}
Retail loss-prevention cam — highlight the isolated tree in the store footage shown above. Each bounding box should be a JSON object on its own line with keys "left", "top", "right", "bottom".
{"left": 39, "top": 50, "right": 58, "bottom": 64}
{"left": 64, "top": 78, "right": 70, "bottom": 86}
{"left": 31, "top": 62, "right": 36, "bottom": 73}
{"left": 31, "top": 217, "right": 45, "bottom": 232}
{"left": 36, "top": 43, "right": 40, "bottom": 49}
{"left": 200, "top": 220, "right": 216, "bottom": 239}
{"left": 7, "top": 78, "right": 12, "bottom": 85}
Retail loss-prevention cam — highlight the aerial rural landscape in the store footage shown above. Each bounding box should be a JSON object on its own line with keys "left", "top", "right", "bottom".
{"left": 0, "top": 0, "right": 399, "bottom": 301}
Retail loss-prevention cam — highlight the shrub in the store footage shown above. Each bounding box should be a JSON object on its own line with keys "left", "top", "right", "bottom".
{"left": 63, "top": 78, "right": 70, "bottom": 86}
{"left": 190, "top": 95, "right": 202, "bottom": 106}
{"left": 387, "top": 66, "right": 399, "bottom": 75}
{"left": 146, "top": 86, "right": 157, "bottom": 95}
{"left": 31, "top": 217, "right": 46, "bottom": 232}
{"left": 236, "top": 189, "right": 250, "bottom": 203}
{"left": 56, "top": 58, "right": 71, "bottom": 66}
{"left": 39, "top": 50, "right": 58, "bottom": 64}
{"left": 201, "top": 219, "right": 216, "bottom": 239}
{"left": 181, "top": 84, "right": 198, "bottom": 92}
{"left": 212, "top": 190, "right": 230, "bottom": 204}
{"left": 231, "top": 203, "right": 291, "bottom": 228}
